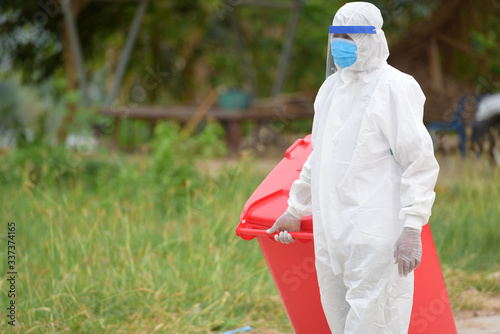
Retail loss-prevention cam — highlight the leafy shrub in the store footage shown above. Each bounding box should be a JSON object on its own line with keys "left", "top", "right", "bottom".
{"left": 151, "top": 121, "right": 227, "bottom": 212}
{"left": 0, "top": 142, "right": 120, "bottom": 190}
{"left": 1, "top": 118, "right": 228, "bottom": 210}
{"left": 1, "top": 144, "right": 80, "bottom": 187}
{"left": 0, "top": 75, "right": 49, "bottom": 147}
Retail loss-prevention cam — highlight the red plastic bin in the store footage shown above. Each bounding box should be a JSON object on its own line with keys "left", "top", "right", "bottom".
{"left": 236, "top": 135, "right": 456, "bottom": 334}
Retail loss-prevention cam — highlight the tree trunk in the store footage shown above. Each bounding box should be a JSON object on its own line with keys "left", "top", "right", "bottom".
{"left": 58, "top": 0, "right": 90, "bottom": 143}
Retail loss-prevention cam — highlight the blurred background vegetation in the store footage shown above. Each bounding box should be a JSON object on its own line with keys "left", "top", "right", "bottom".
{"left": 1, "top": 0, "right": 499, "bottom": 145}
{"left": 1, "top": 0, "right": 499, "bottom": 141}
{"left": 1, "top": 0, "right": 500, "bottom": 332}
{"left": 2, "top": 0, "right": 498, "bottom": 101}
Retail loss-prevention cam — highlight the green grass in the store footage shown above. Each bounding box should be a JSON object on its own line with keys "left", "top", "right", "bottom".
{"left": 430, "top": 155, "right": 500, "bottom": 311}
{"left": 0, "top": 152, "right": 290, "bottom": 333}
{"left": 432, "top": 155, "right": 500, "bottom": 272}
{"left": 0, "top": 150, "right": 499, "bottom": 333}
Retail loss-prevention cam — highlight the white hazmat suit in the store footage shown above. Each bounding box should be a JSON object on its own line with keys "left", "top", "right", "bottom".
{"left": 267, "top": 2, "right": 439, "bottom": 333}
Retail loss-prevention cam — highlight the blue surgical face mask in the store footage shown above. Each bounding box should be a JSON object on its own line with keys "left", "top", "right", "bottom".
{"left": 331, "top": 38, "right": 357, "bottom": 69}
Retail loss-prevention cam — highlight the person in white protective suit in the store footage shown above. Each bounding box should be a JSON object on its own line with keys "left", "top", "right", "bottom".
{"left": 266, "top": 2, "right": 440, "bottom": 333}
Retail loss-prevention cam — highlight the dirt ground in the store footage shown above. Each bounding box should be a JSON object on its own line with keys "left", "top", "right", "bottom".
{"left": 454, "top": 295, "right": 500, "bottom": 334}
{"left": 455, "top": 313, "right": 500, "bottom": 334}
{"left": 246, "top": 296, "right": 500, "bottom": 334}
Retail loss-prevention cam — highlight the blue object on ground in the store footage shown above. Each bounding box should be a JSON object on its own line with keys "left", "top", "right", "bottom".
{"left": 427, "top": 94, "right": 468, "bottom": 157}
{"left": 221, "top": 325, "right": 253, "bottom": 334}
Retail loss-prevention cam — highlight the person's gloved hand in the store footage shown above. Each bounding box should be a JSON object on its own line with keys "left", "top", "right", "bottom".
{"left": 266, "top": 211, "right": 301, "bottom": 244}
{"left": 394, "top": 227, "right": 422, "bottom": 277}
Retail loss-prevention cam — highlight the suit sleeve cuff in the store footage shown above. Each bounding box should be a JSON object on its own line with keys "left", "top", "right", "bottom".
{"left": 286, "top": 207, "right": 303, "bottom": 219}
{"left": 403, "top": 214, "right": 426, "bottom": 231}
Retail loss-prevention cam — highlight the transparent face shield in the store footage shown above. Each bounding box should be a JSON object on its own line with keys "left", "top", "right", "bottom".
{"left": 326, "top": 25, "right": 377, "bottom": 78}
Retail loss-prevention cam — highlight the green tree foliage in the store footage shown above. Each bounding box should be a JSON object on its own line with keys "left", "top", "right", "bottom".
{"left": 0, "top": 1, "right": 63, "bottom": 82}
{"left": 3, "top": 0, "right": 498, "bottom": 102}
{"left": 465, "top": 0, "right": 500, "bottom": 92}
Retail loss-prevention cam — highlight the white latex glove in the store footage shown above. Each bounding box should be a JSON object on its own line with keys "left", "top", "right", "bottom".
{"left": 393, "top": 227, "right": 422, "bottom": 277}
{"left": 266, "top": 211, "right": 301, "bottom": 244}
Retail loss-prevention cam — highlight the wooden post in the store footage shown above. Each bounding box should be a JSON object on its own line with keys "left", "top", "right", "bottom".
{"left": 226, "top": 120, "right": 243, "bottom": 153}
{"left": 180, "top": 90, "right": 218, "bottom": 140}
{"left": 112, "top": 116, "right": 120, "bottom": 150}
{"left": 428, "top": 37, "right": 444, "bottom": 93}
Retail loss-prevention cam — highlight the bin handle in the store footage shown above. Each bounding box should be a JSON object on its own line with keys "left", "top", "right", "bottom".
{"left": 285, "top": 137, "right": 309, "bottom": 159}
{"left": 237, "top": 227, "right": 313, "bottom": 241}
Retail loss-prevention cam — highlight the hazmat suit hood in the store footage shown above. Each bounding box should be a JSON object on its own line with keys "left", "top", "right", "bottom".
{"left": 332, "top": 2, "right": 390, "bottom": 80}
